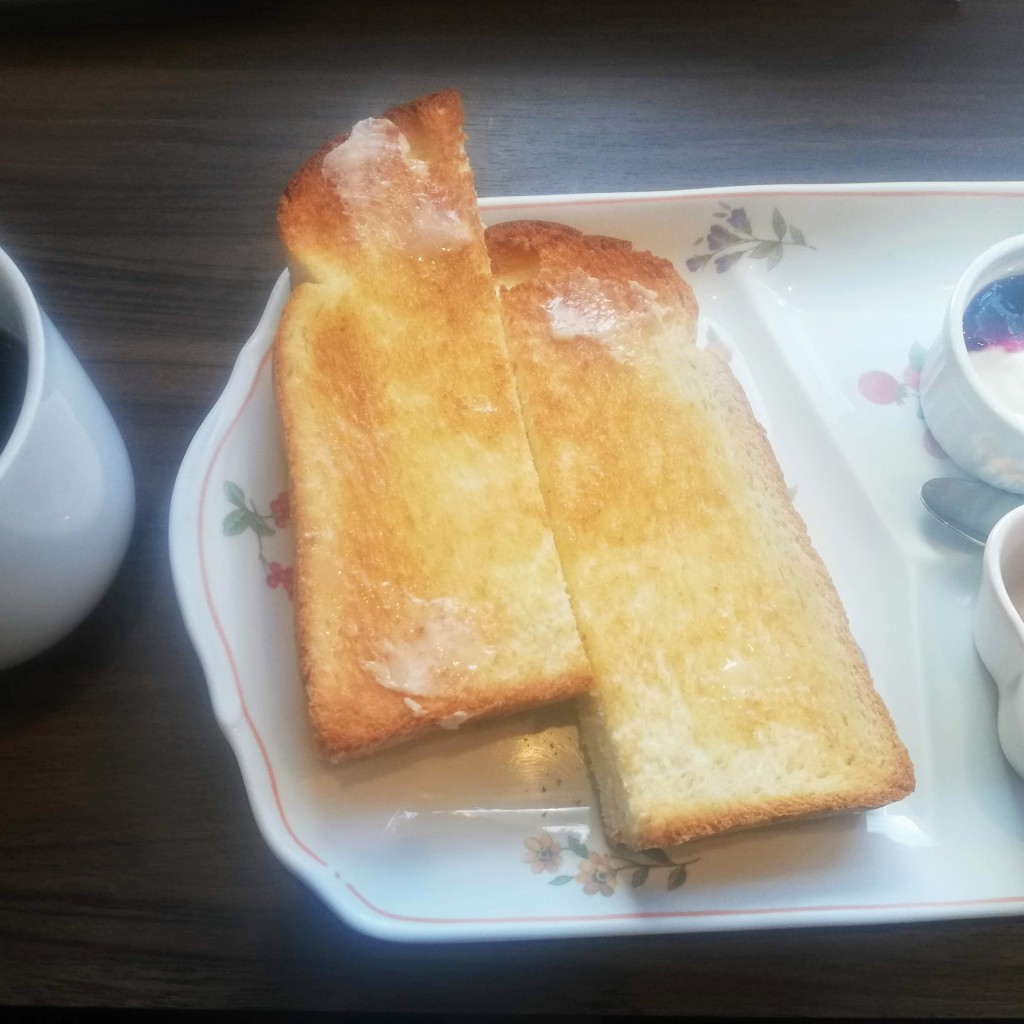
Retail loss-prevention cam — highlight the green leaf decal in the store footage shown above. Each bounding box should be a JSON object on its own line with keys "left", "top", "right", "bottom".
{"left": 250, "top": 516, "right": 275, "bottom": 538}
{"left": 705, "top": 325, "right": 720, "bottom": 345}
{"left": 222, "top": 508, "right": 250, "bottom": 536}
{"left": 224, "top": 481, "right": 247, "bottom": 508}
{"left": 640, "top": 848, "right": 671, "bottom": 864}
{"left": 632, "top": 867, "right": 650, "bottom": 888}
{"left": 766, "top": 245, "right": 784, "bottom": 271}
{"left": 686, "top": 253, "right": 713, "bottom": 273}
{"left": 909, "top": 342, "right": 929, "bottom": 372}
{"left": 772, "top": 208, "right": 786, "bottom": 240}
{"left": 549, "top": 875, "right": 573, "bottom": 886}
{"left": 668, "top": 865, "right": 688, "bottom": 890}
{"left": 790, "top": 225, "right": 807, "bottom": 246}
{"left": 567, "top": 834, "right": 589, "bottom": 860}
{"left": 749, "top": 241, "right": 779, "bottom": 259}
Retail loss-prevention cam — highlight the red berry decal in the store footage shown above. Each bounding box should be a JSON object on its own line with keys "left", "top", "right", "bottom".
{"left": 858, "top": 370, "right": 905, "bottom": 405}
{"left": 223, "top": 481, "right": 294, "bottom": 600}
{"left": 857, "top": 344, "right": 945, "bottom": 459}
{"left": 270, "top": 490, "right": 290, "bottom": 528}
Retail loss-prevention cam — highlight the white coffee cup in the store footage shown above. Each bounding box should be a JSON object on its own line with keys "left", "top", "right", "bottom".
{"left": 974, "top": 504, "right": 1024, "bottom": 779}
{"left": 0, "top": 245, "right": 134, "bottom": 669}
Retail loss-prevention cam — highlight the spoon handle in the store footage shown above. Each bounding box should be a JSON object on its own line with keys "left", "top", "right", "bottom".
{"left": 921, "top": 477, "right": 1024, "bottom": 545}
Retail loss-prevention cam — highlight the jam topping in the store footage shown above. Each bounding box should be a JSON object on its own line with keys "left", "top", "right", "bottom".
{"left": 964, "top": 274, "right": 1024, "bottom": 353}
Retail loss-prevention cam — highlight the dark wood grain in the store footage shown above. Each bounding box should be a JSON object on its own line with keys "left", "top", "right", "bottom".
{"left": 2, "top": 0, "right": 1024, "bottom": 1014}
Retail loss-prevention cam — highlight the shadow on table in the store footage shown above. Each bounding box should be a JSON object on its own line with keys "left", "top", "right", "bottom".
{"left": 0, "top": 511, "right": 144, "bottom": 734}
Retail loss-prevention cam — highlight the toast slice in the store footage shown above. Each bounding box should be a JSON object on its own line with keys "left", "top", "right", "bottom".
{"left": 486, "top": 220, "right": 915, "bottom": 849}
{"left": 273, "top": 94, "right": 590, "bottom": 759}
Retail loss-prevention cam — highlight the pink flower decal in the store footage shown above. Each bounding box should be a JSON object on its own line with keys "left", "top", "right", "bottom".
{"left": 577, "top": 852, "right": 618, "bottom": 897}
{"left": 538, "top": 832, "right": 697, "bottom": 894}
{"left": 522, "top": 834, "right": 564, "bottom": 874}
{"left": 903, "top": 366, "right": 922, "bottom": 390}
{"left": 857, "top": 344, "right": 947, "bottom": 458}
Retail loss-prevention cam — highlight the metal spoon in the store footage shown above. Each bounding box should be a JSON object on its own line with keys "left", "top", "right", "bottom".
{"left": 920, "top": 477, "right": 1024, "bottom": 546}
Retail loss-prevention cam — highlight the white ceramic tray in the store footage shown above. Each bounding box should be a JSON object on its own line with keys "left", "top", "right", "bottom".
{"left": 169, "top": 183, "right": 1024, "bottom": 942}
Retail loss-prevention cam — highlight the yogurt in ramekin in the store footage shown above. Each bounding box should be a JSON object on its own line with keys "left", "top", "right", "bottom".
{"left": 921, "top": 235, "right": 1024, "bottom": 494}
{"left": 964, "top": 273, "right": 1024, "bottom": 417}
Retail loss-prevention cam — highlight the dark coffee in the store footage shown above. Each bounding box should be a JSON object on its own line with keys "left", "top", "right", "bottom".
{"left": 0, "top": 326, "right": 28, "bottom": 453}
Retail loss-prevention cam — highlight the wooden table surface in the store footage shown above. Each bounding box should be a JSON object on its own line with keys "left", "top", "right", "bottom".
{"left": 3, "top": 0, "right": 1024, "bottom": 1014}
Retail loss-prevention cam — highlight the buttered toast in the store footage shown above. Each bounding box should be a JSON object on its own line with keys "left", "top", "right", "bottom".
{"left": 273, "top": 94, "right": 589, "bottom": 759}
{"left": 486, "top": 220, "right": 915, "bottom": 849}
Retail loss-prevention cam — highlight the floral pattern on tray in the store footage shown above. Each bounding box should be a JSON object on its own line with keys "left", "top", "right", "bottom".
{"left": 524, "top": 832, "right": 698, "bottom": 896}
{"left": 857, "top": 343, "right": 947, "bottom": 458}
{"left": 170, "top": 190, "right": 1024, "bottom": 941}
{"left": 687, "top": 202, "right": 813, "bottom": 274}
{"left": 222, "top": 481, "right": 294, "bottom": 598}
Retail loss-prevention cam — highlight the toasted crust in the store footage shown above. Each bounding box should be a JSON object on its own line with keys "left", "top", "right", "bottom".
{"left": 274, "top": 94, "right": 589, "bottom": 760}
{"left": 487, "top": 220, "right": 915, "bottom": 849}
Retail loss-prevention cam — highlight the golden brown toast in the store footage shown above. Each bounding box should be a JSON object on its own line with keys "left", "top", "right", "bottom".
{"left": 486, "top": 220, "right": 915, "bottom": 849}
{"left": 273, "top": 94, "right": 590, "bottom": 759}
